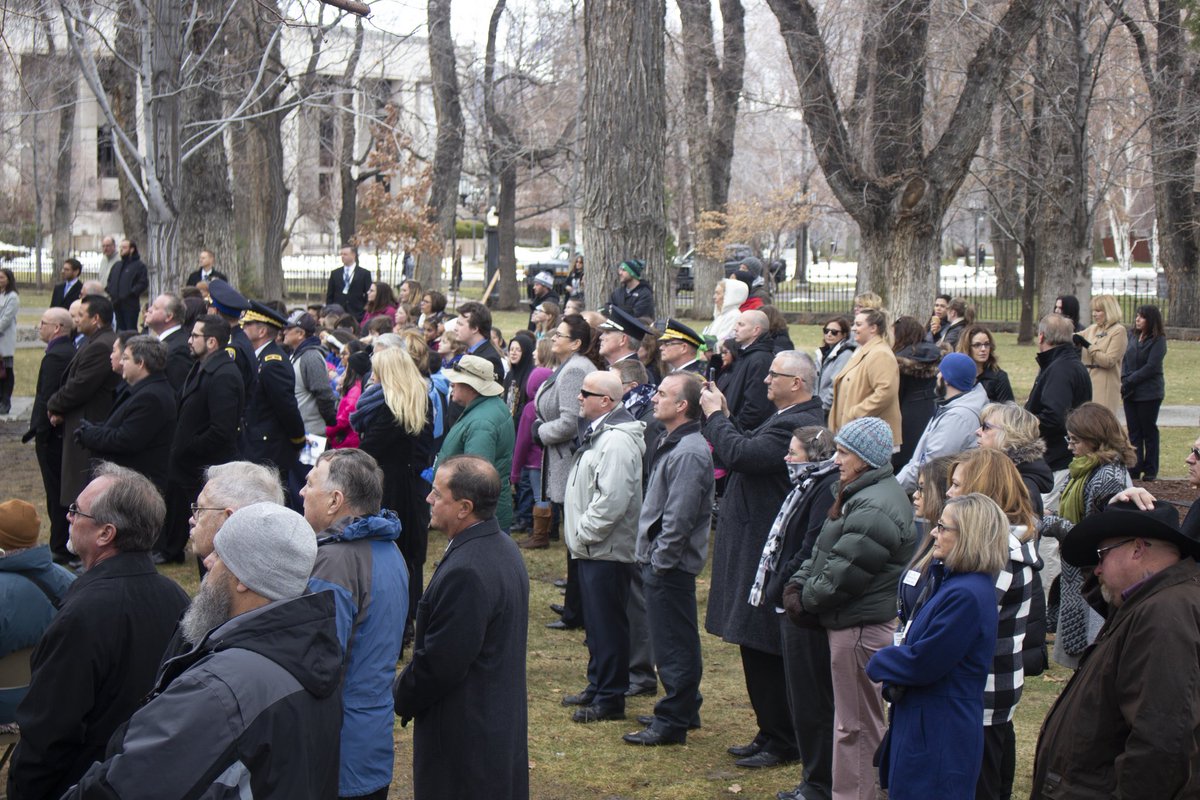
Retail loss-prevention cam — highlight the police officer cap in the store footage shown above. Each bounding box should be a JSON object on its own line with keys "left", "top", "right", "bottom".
{"left": 208, "top": 279, "right": 250, "bottom": 317}
{"left": 599, "top": 305, "right": 654, "bottom": 340}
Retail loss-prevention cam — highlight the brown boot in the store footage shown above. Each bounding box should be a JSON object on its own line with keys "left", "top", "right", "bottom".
{"left": 520, "top": 505, "right": 552, "bottom": 549}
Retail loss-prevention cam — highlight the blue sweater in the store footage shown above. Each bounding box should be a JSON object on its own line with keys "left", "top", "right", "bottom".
{"left": 867, "top": 570, "right": 998, "bottom": 799}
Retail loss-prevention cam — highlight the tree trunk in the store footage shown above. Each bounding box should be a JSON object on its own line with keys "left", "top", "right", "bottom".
{"left": 143, "top": 0, "right": 183, "bottom": 296}
{"left": 424, "top": 0, "right": 466, "bottom": 292}
{"left": 495, "top": 161, "right": 520, "bottom": 309}
{"left": 337, "top": 19, "right": 365, "bottom": 249}
{"left": 51, "top": 75, "right": 78, "bottom": 271}
{"left": 1031, "top": 0, "right": 1092, "bottom": 317}
{"left": 677, "top": 0, "right": 745, "bottom": 321}
{"left": 178, "top": 0, "right": 235, "bottom": 292}
{"left": 1153, "top": 141, "right": 1200, "bottom": 325}
{"left": 97, "top": 0, "right": 146, "bottom": 246}
{"left": 229, "top": 0, "right": 287, "bottom": 299}
{"left": 988, "top": 82, "right": 1027, "bottom": 301}
{"left": 582, "top": 0, "right": 669, "bottom": 317}
{"left": 858, "top": 206, "right": 943, "bottom": 321}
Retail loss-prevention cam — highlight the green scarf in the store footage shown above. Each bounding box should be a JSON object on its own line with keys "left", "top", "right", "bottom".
{"left": 1059, "top": 454, "right": 1101, "bottom": 524}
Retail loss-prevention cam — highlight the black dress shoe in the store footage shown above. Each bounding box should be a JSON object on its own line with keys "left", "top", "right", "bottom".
{"left": 735, "top": 750, "right": 799, "bottom": 769}
{"left": 637, "top": 714, "right": 701, "bottom": 730}
{"left": 561, "top": 691, "right": 595, "bottom": 707}
{"left": 625, "top": 684, "right": 657, "bottom": 698}
{"left": 572, "top": 704, "right": 625, "bottom": 723}
{"left": 623, "top": 727, "right": 685, "bottom": 746}
{"left": 549, "top": 603, "right": 566, "bottom": 615}
{"left": 727, "top": 736, "right": 766, "bottom": 758}
{"left": 545, "top": 619, "right": 581, "bottom": 631}
{"left": 553, "top": 578, "right": 567, "bottom": 588}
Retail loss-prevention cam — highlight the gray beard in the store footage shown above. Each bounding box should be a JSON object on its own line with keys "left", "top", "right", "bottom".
{"left": 180, "top": 574, "right": 235, "bottom": 646}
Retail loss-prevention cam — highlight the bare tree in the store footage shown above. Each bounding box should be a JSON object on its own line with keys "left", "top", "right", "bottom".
{"left": 423, "top": 0, "right": 466, "bottom": 291}
{"left": 677, "top": 0, "right": 745, "bottom": 315}
{"left": 765, "top": 0, "right": 1045, "bottom": 319}
{"left": 1108, "top": 0, "right": 1200, "bottom": 325}
{"left": 582, "top": 0, "right": 669, "bottom": 315}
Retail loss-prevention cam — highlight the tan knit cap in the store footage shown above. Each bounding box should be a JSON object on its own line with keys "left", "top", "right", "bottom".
{"left": 0, "top": 500, "right": 39, "bottom": 550}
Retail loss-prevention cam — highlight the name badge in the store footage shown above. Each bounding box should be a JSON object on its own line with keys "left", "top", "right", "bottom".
{"left": 902, "top": 569, "right": 921, "bottom": 587}
{"left": 894, "top": 622, "right": 908, "bottom": 647}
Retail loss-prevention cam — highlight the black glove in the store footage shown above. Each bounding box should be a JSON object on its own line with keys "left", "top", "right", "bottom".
{"left": 1072, "top": 333, "right": 1091, "bottom": 349}
{"left": 531, "top": 421, "right": 544, "bottom": 448}
{"left": 783, "top": 583, "right": 820, "bottom": 628}
{"left": 73, "top": 420, "right": 92, "bottom": 445}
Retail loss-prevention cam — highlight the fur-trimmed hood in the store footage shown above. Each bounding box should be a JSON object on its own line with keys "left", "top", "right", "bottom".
{"left": 895, "top": 342, "right": 942, "bottom": 380}
{"left": 1005, "top": 435, "right": 1047, "bottom": 466}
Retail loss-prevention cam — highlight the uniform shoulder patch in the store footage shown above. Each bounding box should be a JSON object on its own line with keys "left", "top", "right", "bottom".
{"left": 264, "top": 353, "right": 283, "bottom": 362}
{"left": 225, "top": 347, "right": 236, "bottom": 360}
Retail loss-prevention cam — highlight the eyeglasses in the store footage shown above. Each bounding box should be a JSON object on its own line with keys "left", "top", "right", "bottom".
{"left": 67, "top": 503, "right": 97, "bottom": 521}
{"left": 579, "top": 389, "right": 608, "bottom": 399}
{"left": 767, "top": 370, "right": 799, "bottom": 380}
{"left": 190, "top": 504, "right": 225, "bottom": 516}
{"left": 1067, "top": 434, "right": 1082, "bottom": 445}
{"left": 551, "top": 331, "right": 572, "bottom": 340}
{"left": 933, "top": 521, "right": 959, "bottom": 534}
{"left": 1096, "top": 538, "right": 1137, "bottom": 565}
{"left": 822, "top": 328, "right": 843, "bottom": 336}
{"left": 971, "top": 342, "right": 992, "bottom": 349}
{"left": 1190, "top": 447, "right": 1200, "bottom": 460}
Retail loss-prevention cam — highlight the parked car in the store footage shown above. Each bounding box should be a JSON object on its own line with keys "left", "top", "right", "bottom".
{"left": 522, "top": 244, "right": 580, "bottom": 295}
{"left": 673, "top": 245, "right": 787, "bottom": 293}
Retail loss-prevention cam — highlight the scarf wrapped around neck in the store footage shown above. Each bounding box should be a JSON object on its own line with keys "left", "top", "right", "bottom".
{"left": 1059, "top": 454, "right": 1101, "bottom": 524}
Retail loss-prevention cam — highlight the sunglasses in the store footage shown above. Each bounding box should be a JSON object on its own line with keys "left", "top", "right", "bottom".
{"left": 579, "top": 389, "right": 608, "bottom": 399}
{"left": 1096, "top": 538, "right": 1136, "bottom": 565}
{"left": 823, "top": 328, "right": 843, "bottom": 336}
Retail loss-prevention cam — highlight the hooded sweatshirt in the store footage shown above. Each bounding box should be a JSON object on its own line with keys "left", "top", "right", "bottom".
{"left": 703, "top": 278, "right": 748, "bottom": 345}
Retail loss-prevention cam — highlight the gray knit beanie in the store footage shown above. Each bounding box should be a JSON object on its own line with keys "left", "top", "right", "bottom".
{"left": 834, "top": 417, "right": 893, "bottom": 469}
{"left": 213, "top": 502, "right": 316, "bottom": 601}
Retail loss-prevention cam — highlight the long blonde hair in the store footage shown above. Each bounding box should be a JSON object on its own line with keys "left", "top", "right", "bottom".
{"left": 371, "top": 347, "right": 428, "bottom": 435}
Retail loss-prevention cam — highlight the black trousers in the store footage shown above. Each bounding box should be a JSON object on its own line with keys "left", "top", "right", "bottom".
{"left": 1124, "top": 398, "right": 1162, "bottom": 479}
{"left": 34, "top": 435, "right": 69, "bottom": 557}
{"left": 642, "top": 565, "right": 702, "bottom": 734}
{"left": 559, "top": 503, "right": 585, "bottom": 627}
{"left": 740, "top": 644, "right": 798, "bottom": 757}
{"left": 627, "top": 564, "right": 657, "bottom": 691}
{"left": 577, "top": 559, "right": 631, "bottom": 708}
{"left": 975, "top": 721, "right": 1015, "bottom": 800}
{"left": 0, "top": 356, "right": 13, "bottom": 405}
{"left": 158, "top": 480, "right": 200, "bottom": 561}
{"left": 780, "top": 617, "right": 834, "bottom": 798}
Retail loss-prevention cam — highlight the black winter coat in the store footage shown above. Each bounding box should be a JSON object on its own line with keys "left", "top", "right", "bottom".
{"left": 703, "top": 397, "right": 824, "bottom": 654}
{"left": 717, "top": 334, "right": 776, "bottom": 432}
{"left": 24, "top": 335, "right": 75, "bottom": 445}
{"left": 105, "top": 254, "right": 149, "bottom": 313}
{"left": 47, "top": 327, "right": 119, "bottom": 505}
{"left": 66, "top": 591, "right": 343, "bottom": 800}
{"left": 1025, "top": 345, "right": 1092, "bottom": 470}
{"left": 160, "top": 327, "right": 193, "bottom": 393}
{"left": 893, "top": 344, "right": 940, "bottom": 470}
{"left": 979, "top": 366, "right": 1015, "bottom": 403}
{"left": 77, "top": 372, "right": 178, "bottom": 490}
{"left": 1121, "top": 333, "right": 1166, "bottom": 402}
{"left": 170, "top": 352, "right": 246, "bottom": 487}
{"left": 764, "top": 468, "right": 839, "bottom": 608}
{"left": 7, "top": 552, "right": 188, "bottom": 800}
{"left": 393, "top": 519, "right": 530, "bottom": 800}
{"left": 241, "top": 340, "right": 306, "bottom": 472}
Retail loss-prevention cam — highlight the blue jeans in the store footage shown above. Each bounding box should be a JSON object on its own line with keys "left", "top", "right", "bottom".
{"left": 513, "top": 468, "right": 534, "bottom": 526}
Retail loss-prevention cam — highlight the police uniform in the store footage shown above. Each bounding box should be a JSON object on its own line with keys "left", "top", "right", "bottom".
{"left": 207, "top": 280, "right": 256, "bottom": 390}
{"left": 660, "top": 319, "right": 707, "bottom": 376}
{"left": 239, "top": 303, "right": 306, "bottom": 480}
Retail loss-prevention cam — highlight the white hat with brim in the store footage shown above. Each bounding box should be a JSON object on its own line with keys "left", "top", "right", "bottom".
{"left": 443, "top": 354, "right": 503, "bottom": 396}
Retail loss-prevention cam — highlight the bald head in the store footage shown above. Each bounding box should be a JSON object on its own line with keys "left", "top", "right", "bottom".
{"left": 733, "top": 310, "right": 768, "bottom": 346}
{"left": 81, "top": 280, "right": 105, "bottom": 299}
{"left": 40, "top": 307, "right": 72, "bottom": 343}
{"left": 584, "top": 370, "right": 624, "bottom": 402}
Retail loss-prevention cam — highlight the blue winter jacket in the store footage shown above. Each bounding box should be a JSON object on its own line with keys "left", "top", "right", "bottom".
{"left": 308, "top": 511, "right": 410, "bottom": 796}
{"left": 0, "top": 546, "right": 75, "bottom": 722}
{"left": 867, "top": 569, "right": 998, "bottom": 799}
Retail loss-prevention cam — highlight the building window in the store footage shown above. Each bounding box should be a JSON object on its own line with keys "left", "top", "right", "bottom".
{"left": 97, "top": 125, "right": 118, "bottom": 179}
{"left": 318, "top": 172, "right": 331, "bottom": 199}
{"left": 318, "top": 112, "right": 336, "bottom": 169}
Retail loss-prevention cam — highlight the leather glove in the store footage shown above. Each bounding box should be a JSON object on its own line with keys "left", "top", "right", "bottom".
{"left": 1072, "top": 333, "right": 1091, "bottom": 349}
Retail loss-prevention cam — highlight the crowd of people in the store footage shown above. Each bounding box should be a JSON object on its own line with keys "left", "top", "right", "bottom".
{"left": 0, "top": 243, "right": 1197, "bottom": 800}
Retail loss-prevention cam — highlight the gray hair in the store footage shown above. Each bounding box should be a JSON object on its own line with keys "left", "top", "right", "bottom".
{"left": 1038, "top": 314, "right": 1075, "bottom": 346}
{"left": 775, "top": 350, "right": 817, "bottom": 389}
{"left": 373, "top": 333, "right": 406, "bottom": 352}
{"left": 124, "top": 335, "right": 168, "bottom": 373}
{"left": 202, "top": 461, "right": 285, "bottom": 509}
{"left": 610, "top": 358, "right": 648, "bottom": 386}
{"left": 317, "top": 449, "right": 383, "bottom": 515}
{"left": 158, "top": 293, "right": 185, "bottom": 324}
{"left": 89, "top": 462, "right": 165, "bottom": 552}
